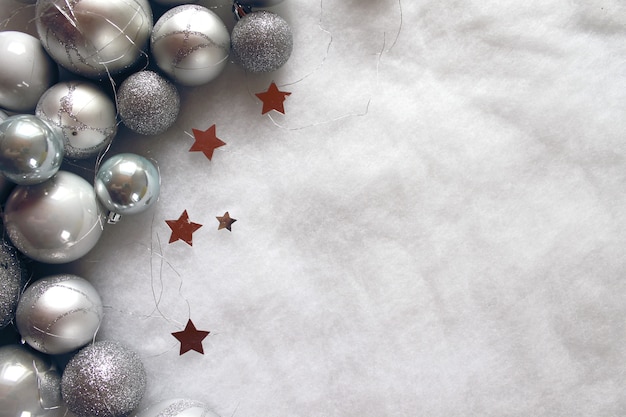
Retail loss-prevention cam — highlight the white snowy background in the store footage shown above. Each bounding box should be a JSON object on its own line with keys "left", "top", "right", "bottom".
{"left": 1, "top": 0, "right": 626, "bottom": 416}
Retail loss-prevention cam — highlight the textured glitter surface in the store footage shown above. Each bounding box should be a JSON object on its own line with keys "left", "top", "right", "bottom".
{"left": 61, "top": 340, "right": 147, "bottom": 417}
{"left": 117, "top": 71, "right": 180, "bottom": 136}
{"left": 0, "top": 240, "right": 27, "bottom": 329}
{"left": 231, "top": 11, "right": 293, "bottom": 73}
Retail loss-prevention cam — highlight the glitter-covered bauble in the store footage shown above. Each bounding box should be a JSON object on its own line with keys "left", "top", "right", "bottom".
{"left": 35, "top": 0, "right": 153, "bottom": 79}
{"left": 135, "top": 399, "right": 220, "bottom": 417}
{"left": 16, "top": 274, "right": 103, "bottom": 355}
{"left": 231, "top": 10, "right": 293, "bottom": 73}
{"left": 0, "top": 115, "right": 64, "bottom": 185}
{"left": 0, "top": 31, "right": 58, "bottom": 112}
{"left": 0, "top": 239, "right": 28, "bottom": 329}
{"left": 3, "top": 171, "right": 104, "bottom": 264}
{"left": 95, "top": 153, "right": 160, "bottom": 217}
{"left": 62, "top": 341, "right": 147, "bottom": 417}
{"left": 237, "top": 0, "right": 285, "bottom": 6}
{"left": 151, "top": 5, "right": 230, "bottom": 86}
{"left": 36, "top": 81, "right": 118, "bottom": 159}
{"left": 0, "top": 344, "right": 71, "bottom": 417}
{"left": 117, "top": 70, "right": 180, "bottom": 135}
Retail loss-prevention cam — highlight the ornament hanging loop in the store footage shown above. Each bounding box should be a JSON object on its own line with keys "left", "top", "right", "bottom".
{"left": 233, "top": 2, "right": 251, "bottom": 20}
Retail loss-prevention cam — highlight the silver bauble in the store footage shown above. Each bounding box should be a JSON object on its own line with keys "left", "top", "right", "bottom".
{"left": 35, "top": 0, "right": 153, "bottom": 79}
{"left": 0, "top": 115, "right": 64, "bottom": 185}
{"left": 134, "top": 399, "right": 220, "bottom": 417}
{"left": 117, "top": 70, "right": 180, "bottom": 135}
{"left": 0, "top": 31, "right": 58, "bottom": 112}
{"left": 95, "top": 153, "right": 160, "bottom": 216}
{"left": 36, "top": 81, "right": 118, "bottom": 159}
{"left": 0, "top": 344, "right": 71, "bottom": 417}
{"left": 231, "top": 10, "right": 293, "bottom": 73}
{"left": 0, "top": 109, "right": 8, "bottom": 121}
{"left": 3, "top": 171, "right": 104, "bottom": 264}
{"left": 237, "top": 0, "right": 285, "bottom": 6}
{"left": 62, "top": 341, "right": 147, "bottom": 417}
{"left": 151, "top": 5, "right": 230, "bottom": 86}
{"left": 16, "top": 274, "right": 103, "bottom": 355}
{"left": 0, "top": 239, "right": 28, "bottom": 329}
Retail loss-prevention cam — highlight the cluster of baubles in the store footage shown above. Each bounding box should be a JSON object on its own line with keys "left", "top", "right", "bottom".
{"left": 0, "top": 1, "right": 291, "bottom": 417}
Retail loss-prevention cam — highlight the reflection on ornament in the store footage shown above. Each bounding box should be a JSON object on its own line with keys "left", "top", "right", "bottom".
{"left": 61, "top": 341, "right": 146, "bottom": 417}
{"left": 36, "top": 81, "right": 118, "bottom": 159}
{"left": 0, "top": 109, "right": 7, "bottom": 121}
{"left": 16, "top": 274, "right": 103, "bottom": 355}
{"left": 117, "top": 70, "right": 180, "bottom": 135}
{"left": 0, "top": 344, "right": 70, "bottom": 417}
{"left": 0, "top": 239, "right": 27, "bottom": 329}
{"left": 0, "top": 115, "right": 64, "bottom": 185}
{"left": 35, "top": 0, "right": 153, "bottom": 78}
{"left": 95, "top": 153, "right": 160, "bottom": 218}
{"left": 151, "top": 5, "right": 230, "bottom": 86}
{"left": 231, "top": 10, "right": 293, "bottom": 73}
{"left": 3, "top": 171, "right": 104, "bottom": 264}
{"left": 0, "top": 31, "right": 58, "bottom": 112}
{"left": 135, "top": 399, "right": 220, "bottom": 417}
{"left": 151, "top": 0, "right": 199, "bottom": 6}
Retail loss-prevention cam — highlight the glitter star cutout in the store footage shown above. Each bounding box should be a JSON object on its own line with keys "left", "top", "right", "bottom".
{"left": 171, "top": 319, "right": 210, "bottom": 355}
{"left": 189, "top": 125, "right": 226, "bottom": 160}
{"left": 216, "top": 212, "right": 237, "bottom": 231}
{"left": 165, "top": 210, "right": 203, "bottom": 246}
{"left": 255, "top": 82, "right": 291, "bottom": 115}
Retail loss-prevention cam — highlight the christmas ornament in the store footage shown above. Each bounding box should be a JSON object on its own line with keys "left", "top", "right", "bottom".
{"left": 135, "top": 399, "right": 220, "bottom": 417}
{"left": 237, "top": 0, "right": 285, "bottom": 6}
{"left": 0, "top": 344, "right": 70, "bottom": 417}
{"left": 0, "top": 31, "right": 58, "bottom": 112}
{"left": 35, "top": 0, "right": 153, "bottom": 79}
{"left": 61, "top": 340, "right": 147, "bottom": 417}
{"left": 95, "top": 153, "right": 160, "bottom": 220}
{"left": 36, "top": 81, "right": 118, "bottom": 159}
{"left": 165, "top": 210, "right": 202, "bottom": 246}
{"left": 117, "top": 70, "right": 180, "bottom": 135}
{"left": 255, "top": 81, "right": 291, "bottom": 114}
{"left": 151, "top": 5, "right": 230, "bottom": 86}
{"left": 171, "top": 319, "right": 210, "bottom": 355}
{"left": 0, "top": 110, "right": 7, "bottom": 120}
{"left": 3, "top": 171, "right": 104, "bottom": 264}
{"left": 16, "top": 274, "right": 103, "bottom": 355}
{"left": 151, "top": 0, "right": 199, "bottom": 5}
{"left": 231, "top": 10, "right": 293, "bottom": 73}
{"left": 0, "top": 115, "right": 64, "bottom": 185}
{"left": 216, "top": 212, "right": 236, "bottom": 231}
{"left": 0, "top": 239, "right": 28, "bottom": 329}
{"left": 189, "top": 125, "right": 225, "bottom": 160}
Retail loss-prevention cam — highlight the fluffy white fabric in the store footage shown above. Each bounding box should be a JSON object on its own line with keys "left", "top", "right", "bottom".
{"left": 2, "top": 0, "right": 625, "bottom": 416}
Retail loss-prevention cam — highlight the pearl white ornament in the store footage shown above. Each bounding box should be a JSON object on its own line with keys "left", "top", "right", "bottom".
{"left": 36, "top": 81, "right": 118, "bottom": 159}
{"left": 0, "top": 345, "right": 71, "bottom": 417}
{"left": 0, "top": 115, "right": 64, "bottom": 185}
{"left": 3, "top": 171, "right": 104, "bottom": 264}
{"left": 151, "top": 5, "right": 230, "bottom": 86}
{"left": 151, "top": 0, "right": 198, "bottom": 4}
{"left": 135, "top": 399, "right": 220, "bottom": 417}
{"left": 35, "top": 0, "right": 153, "bottom": 79}
{"left": 16, "top": 274, "right": 103, "bottom": 354}
{"left": 0, "top": 31, "right": 58, "bottom": 112}
{"left": 95, "top": 153, "right": 160, "bottom": 217}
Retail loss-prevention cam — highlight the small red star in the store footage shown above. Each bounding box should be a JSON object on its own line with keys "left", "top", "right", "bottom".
{"left": 189, "top": 125, "right": 226, "bottom": 160}
{"left": 165, "top": 210, "right": 202, "bottom": 246}
{"left": 255, "top": 82, "right": 291, "bottom": 115}
{"left": 171, "top": 319, "right": 210, "bottom": 355}
{"left": 216, "top": 212, "right": 237, "bottom": 231}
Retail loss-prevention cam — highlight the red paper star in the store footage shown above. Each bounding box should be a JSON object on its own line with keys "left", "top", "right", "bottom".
{"left": 165, "top": 210, "right": 202, "bottom": 246}
{"left": 216, "top": 212, "right": 237, "bottom": 231}
{"left": 255, "top": 82, "right": 291, "bottom": 115}
{"left": 189, "top": 125, "right": 226, "bottom": 160}
{"left": 171, "top": 319, "right": 210, "bottom": 355}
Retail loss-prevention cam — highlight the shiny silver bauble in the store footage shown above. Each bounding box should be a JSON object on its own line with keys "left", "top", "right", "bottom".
{"left": 0, "top": 115, "right": 64, "bottom": 185}
{"left": 3, "top": 171, "right": 104, "bottom": 264}
{"left": 36, "top": 81, "right": 118, "bottom": 159}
